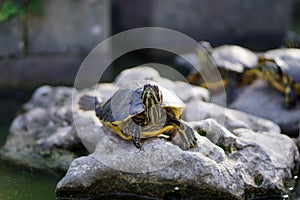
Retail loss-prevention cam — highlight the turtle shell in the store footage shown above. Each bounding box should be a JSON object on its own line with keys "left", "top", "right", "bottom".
{"left": 100, "top": 81, "right": 185, "bottom": 124}
{"left": 263, "top": 48, "right": 300, "bottom": 83}
{"left": 212, "top": 45, "right": 258, "bottom": 73}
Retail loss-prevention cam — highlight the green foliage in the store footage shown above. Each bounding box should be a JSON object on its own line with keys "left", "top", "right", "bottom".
{"left": 0, "top": 0, "right": 19, "bottom": 21}
{"left": 197, "top": 129, "right": 206, "bottom": 136}
{"left": 0, "top": 0, "right": 44, "bottom": 22}
{"left": 217, "top": 144, "right": 233, "bottom": 154}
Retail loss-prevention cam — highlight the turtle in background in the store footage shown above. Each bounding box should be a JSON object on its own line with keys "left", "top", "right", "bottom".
{"left": 256, "top": 48, "right": 300, "bottom": 109}
{"left": 282, "top": 30, "right": 300, "bottom": 49}
{"left": 188, "top": 41, "right": 258, "bottom": 102}
{"left": 78, "top": 82, "right": 198, "bottom": 150}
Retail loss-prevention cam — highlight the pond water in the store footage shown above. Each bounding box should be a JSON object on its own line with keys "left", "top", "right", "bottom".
{"left": 0, "top": 122, "right": 60, "bottom": 200}
{"left": 0, "top": 163, "right": 59, "bottom": 200}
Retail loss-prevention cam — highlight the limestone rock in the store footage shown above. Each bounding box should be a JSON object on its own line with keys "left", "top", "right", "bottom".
{"left": 115, "top": 66, "right": 210, "bottom": 102}
{"left": 56, "top": 117, "right": 298, "bottom": 199}
{"left": 1, "top": 66, "right": 298, "bottom": 199}
{"left": 56, "top": 67, "right": 298, "bottom": 198}
{"left": 230, "top": 80, "right": 300, "bottom": 136}
{"left": 184, "top": 99, "right": 281, "bottom": 134}
{"left": 0, "top": 86, "right": 86, "bottom": 174}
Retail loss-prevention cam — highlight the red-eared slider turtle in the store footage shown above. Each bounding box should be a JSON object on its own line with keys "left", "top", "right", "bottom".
{"left": 283, "top": 30, "right": 300, "bottom": 48}
{"left": 188, "top": 41, "right": 258, "bottom": 101}
{"left": 256, "top": 48, "right": 300, "bottom": 109}
{"left": 79, "top": 82, "right": 197, "bottom": 150}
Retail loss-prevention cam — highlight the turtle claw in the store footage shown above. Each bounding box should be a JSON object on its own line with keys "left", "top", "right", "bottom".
{"left": 187, "top": 132, "right": 198, "bottom": 148}
{"left": 170, "top": 119, "right": 198, "bottom": 150}
{"left": 131, "top": 124, "right": 145, "bottom": 150}
{"left": 283, "top": 87, "right": 296, "bottom": 109}
{"left": 190, "top": 136, "right": 198, "bottom": 147}
{"left": 181, "top": 125, "right": 198, "bottom": 149}
{"left": 132, "top": 135, "right": 144, "bottom": 151}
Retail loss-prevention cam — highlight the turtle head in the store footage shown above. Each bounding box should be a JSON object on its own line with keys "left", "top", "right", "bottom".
{"left": 257, "top": 56, "right": 284, "bottom": 78}
{"left": 141, "top": 83, "right": 163, "bottom": 107}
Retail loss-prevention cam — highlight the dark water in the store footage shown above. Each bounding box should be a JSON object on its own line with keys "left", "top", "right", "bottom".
{"left": 0, "top": 162, "right": 60, "bottom": 200}
{"left": 0, "top": 119, "right": 60, "bottom": 200}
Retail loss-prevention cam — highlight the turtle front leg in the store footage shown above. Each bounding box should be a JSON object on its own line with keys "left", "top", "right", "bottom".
{"left": 169, "top": 119, "right": 197, "bottom": 149}
{"left": 131, "top": 124, "right": 144, "bottom": 150}
{"left": 281, "top": 74, "right": 296, "bottom": 109}
{"left": 121, "top": 120, "right": 144, "bottom": 150}
{"left": 284, "top": 85, "right": 296, "bottom": 109}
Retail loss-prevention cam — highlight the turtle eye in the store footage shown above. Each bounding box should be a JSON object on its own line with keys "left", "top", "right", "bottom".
{"left": 157, "top": 90, "right": 163, "bottom": 103}
{"left": 152, "top": 86, "right": 162, "bottom": 103}
{"left": 152, "top": 85, "right": 160, "bottom": 94}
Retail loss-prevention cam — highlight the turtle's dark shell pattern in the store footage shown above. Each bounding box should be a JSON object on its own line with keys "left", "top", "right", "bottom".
{"left": 78, "top": 81, "right": 196, "bottom": 149}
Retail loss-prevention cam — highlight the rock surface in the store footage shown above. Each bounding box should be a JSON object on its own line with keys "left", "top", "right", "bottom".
{"left": 1, "top": 66, "right": 299, "bottom": 199}
{"left": 0, "top": 86, "right": 86, "bottom": 174}
{"left": 64, "top": 67, "right": 299, "bottom": 199}
{"left": 114, "top": 66, "right": 209, "bottom": 103}
{"left": 56, "top": 116, "right": 298, "bottom": 199}
{"left": 184, "top": 100, "right": 281, "bottom": 134}
{"left": 230, "top": 80, "right": 300, "bottom": 136}
{"left": 0, "top": 66, "right": 208, "bottom": 174}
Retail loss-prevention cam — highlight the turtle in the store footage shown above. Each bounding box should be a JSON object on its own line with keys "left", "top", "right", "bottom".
{"left": 256, "top": 48, "right": 300, "bottom": 109}
{"left": 282, "top": 30, "right": 300, "bottom": 49}
{"left": 78, "top": 81, "right": 198, "bottom": 150}
{"left": 188, "top": 41, "right": 258, "bottom": 102}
